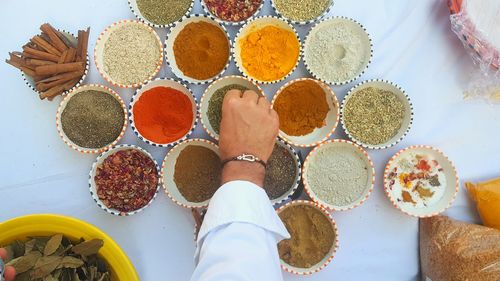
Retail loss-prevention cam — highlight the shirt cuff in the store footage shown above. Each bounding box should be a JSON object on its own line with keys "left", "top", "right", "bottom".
{"left": 196, "top": 180, "right": 290, "bottom": 246}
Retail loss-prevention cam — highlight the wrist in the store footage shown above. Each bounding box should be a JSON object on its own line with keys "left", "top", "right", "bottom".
{"left": 221, "top": 161, "right": 265, "bottom": 187}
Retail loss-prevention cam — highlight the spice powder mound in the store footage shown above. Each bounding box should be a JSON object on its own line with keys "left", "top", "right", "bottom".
{"left": 174, "top": 145, "right": 222, "bottom": 203}
{"left": 61, "top": 90, "right": 125, "bottom": 149}
{"left": 278, "top": 205, "right": 335, "bottom": 268}
{"left": 264, "top": 143, "right": 297, "bottom": 200}
{"left": 103, "top": 23, "right": 161, "bottom": 85}
{"left": 204, "top": 0, "right": 262, "bottom": 22}
{"left": 136, "top": 0, "right": 191, "bottom": 25}
{"left": 274, "top": 0, "right": 331, "bottom": 22}
{"left": 208, "top": 84, "right": 249, "bottom": 134}
{"left": 94, "top": 149, "right": 159, "bottom": 213}
{"left": 344, "top": 87, "right": 406, "bottom": 145}
{"left": 173, "top": 21, "right": 230, "bottom": 80}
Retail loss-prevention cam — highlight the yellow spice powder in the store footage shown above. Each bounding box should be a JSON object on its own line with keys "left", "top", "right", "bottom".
{"left": 240, "top": 25, "right": 300, "bottom": 82}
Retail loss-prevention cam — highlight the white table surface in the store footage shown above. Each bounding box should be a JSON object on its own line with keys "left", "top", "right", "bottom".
{"left": 1, "top": 0, "right": 499, "bottom": 280}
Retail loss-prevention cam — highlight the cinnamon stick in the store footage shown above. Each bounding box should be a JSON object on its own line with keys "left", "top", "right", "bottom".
{"left": 26, "top": 58, "right": 56, "bottom": 66}
{"left": 65, "top": 48, "right": 77, "bottom": 63}
{"left": 80, "top": 28, "right": 90, "bottom": 61}
{"left": 56, "top": 31, "right": 74, "bottom": 49}
{"left": 40, "top": 78, "right": 78, "bottom": 100}
{"left": 35, "top": 62, "right": 84, "bottom": 76}
{"left": 35, "top": 70, "right": 83, "bottom": 91}
{"left": 22, "top": 46, "right": 59, "bottom": 62}
{"left": 40, "top": 23, "right": 68, "bottom": 52}
{"left": 58, "top": 49, "right": 68, "bottom": 64}
{"left": 20, "top": 66, "right": 37, "bottom": 77}
{"left": 31, "top": 36, "right": 61, "bottom": 56}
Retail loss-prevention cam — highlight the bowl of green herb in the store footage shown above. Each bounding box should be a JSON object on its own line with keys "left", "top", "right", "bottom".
{"left": 129, "top": 0, "right": 194, "bottom": 28}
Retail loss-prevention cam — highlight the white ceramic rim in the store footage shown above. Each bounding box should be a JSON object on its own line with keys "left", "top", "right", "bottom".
{"left": 89, "top": 144, "right": 161, "bottom": 216}
{"left": 302, "top": 139, "right": 376, "bottom": 211}
{"left": 200, "top": 0, "right": 265, "bottom": 26}
{"left": 55, "top": 84, "right": 128, "bottom": 154}
{"left": 340, "top": 79, "right": 414, "bottom": 150}
{"left": 128, "top": 0, "right": 194, "bottom": 28}
{"left": 270, "top": 0, "right": 334, "bottom": 25}
{"left": 129, "top": 77, "right": 199, "bottom": 147}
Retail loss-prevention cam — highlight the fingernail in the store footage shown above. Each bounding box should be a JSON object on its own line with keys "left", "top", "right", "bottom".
{"left": 0, "top": 256, "right": 5, "bottom": 281}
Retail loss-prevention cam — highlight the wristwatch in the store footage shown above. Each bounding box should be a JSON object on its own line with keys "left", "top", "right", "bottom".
{"left": 0, "top": 256, "right": 5, "bottom": 281}
{"left": 221, "top": 153, "right": 267, "bottom": 168}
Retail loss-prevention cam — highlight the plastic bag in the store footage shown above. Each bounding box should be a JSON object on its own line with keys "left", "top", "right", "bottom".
{"left": 448, "top": 0, "right": 500, "bottom": 102}
{"left": 420, "top": 215, "right": 500, "bottom": 281}
{"left": 466, "top": 178, "right": 500, "bottom": 230}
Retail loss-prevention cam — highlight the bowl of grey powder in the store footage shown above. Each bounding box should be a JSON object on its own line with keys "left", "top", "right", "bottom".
{"left": 56, "top": 84, "right": 128, "bottom": 154}
{"left": 200, "top": 75, "right": 264, "bottom": 140}
{"left": 94, "top": 20, "right": 164, "bottom": 88}
{"left": 129, "top": 0, "right": 194, "bottom": 28}
{"left": 341, "top": 79, "right": 413, "bottom": 149}
{"left": 303, "top": 139, "right": 375, "bottom": 211}
{"left": 303, "top": 17, "right": 372, "bottom": 85}
{"left": 271, "top": 0, "right": 333, "bottom": 25}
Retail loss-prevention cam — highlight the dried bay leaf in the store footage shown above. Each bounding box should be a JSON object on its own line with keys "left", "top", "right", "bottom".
{"left": 71, "top": 239, "right": 104, "bottom": 256}
{"left": 14, "top": 271, "right": 31, "bottom": 281}
{"left": 24, "top": 239, "right": 37, "bottom": 254}
{"left": 31, "top": 256, "right": 63, "bottom": 279}
{"left": 58, "top": 256, "right": 84, "bottom": 269}
{"left": 6, "top": 251, "right": 41, "bottom": 273}
{"left": 11, "top": 240, "right": 25, "bottom": 257}
{"left": 43, "top": 274, "right": 59, "bottom": 281}
{"left": 44, "top": 234, "right": 63, "bottom": 256}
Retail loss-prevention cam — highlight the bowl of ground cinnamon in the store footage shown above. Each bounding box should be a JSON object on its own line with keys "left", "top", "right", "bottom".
{"left": 165, "top": 14, "right": 231, "bottom": 85}
{"left": 161, "top": 139, "right": 222, "bottom": 208}
{"left": 277, "top": 200, "right": 339, "bottom": 275}
{"left": 130, "top": 78, "right": 198, "bottom": 147}
{"left": 234, "top": 16, "right": 301, "bottom": 84}
{"left": 56, "top": 84, "right": 128, "bottom": 154}
{"left": 271, "top": 78, "right": 339, "bottom": 147}
{"left": 200, "top": 75, "right": 264, "bottom": 140}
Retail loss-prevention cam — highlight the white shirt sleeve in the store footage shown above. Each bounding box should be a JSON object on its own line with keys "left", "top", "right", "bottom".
{"left": 191, "top": 180, "right": 291, "bottom": 281}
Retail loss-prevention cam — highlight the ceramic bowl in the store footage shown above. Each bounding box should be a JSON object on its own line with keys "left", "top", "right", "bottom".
{"left": 201, "top": 0, "right": 264, "bottom": 26}
{"left": 128, "top": 0, "right": 194, "bottom": 28}
{"left": 270, "top": 0, "right": 334, "bottom": 25}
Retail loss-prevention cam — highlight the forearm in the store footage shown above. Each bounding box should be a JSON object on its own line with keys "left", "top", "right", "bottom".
{"left": 221, "top": 161, "right": 265, "bottom": 187}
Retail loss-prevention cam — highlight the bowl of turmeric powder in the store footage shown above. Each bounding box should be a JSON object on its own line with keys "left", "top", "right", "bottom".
{"left": 272, "top": 78, "right": 339, "bottom": 147}
{"left": 234, "top": 16, "right": 301, "bottom": 84}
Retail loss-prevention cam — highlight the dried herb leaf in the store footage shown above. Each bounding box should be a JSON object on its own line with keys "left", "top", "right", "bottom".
{"left": 6, "top": 251, "right": 41, "bottom": 273}
{"left": 31, "top": 256, "right": 63, "bottom": 279}
{"left": 34, "top": 237, "right": 50, "bottom": 252}
{"left": 11, "top": 240, "right": 25, "bottom": 258}
{"left": 58, "top": 256, "right": 84, "bottom": 269}
{"left": 14, "top": 271, "right": 31, "bottom": 281}
{"left": 24, "top": 239, "right": 37, "bottom": 254}
{"left": 71, "top": 239, "right": 104, "bottom": 256}
{"left": 44, "top": 234, "right": 63, "bottom": 256}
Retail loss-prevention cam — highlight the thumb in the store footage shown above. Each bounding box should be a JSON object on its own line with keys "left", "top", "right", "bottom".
{"left": 0, "top": 248, "right": 16, "bottom": 281}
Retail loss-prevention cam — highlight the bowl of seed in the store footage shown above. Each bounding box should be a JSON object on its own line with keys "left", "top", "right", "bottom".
{"left": 271, "top": 0, "right": 333, "bottom": 25}
{"left": 341, "top": 79, "right": 413, "bottom": 149}
{"left": 303, "top": 139, "right": 375, "bottom": 211}
{"left": 89, "top": 144, "right": 160, "bottom": 216}
{"left": 129, "top": 0, "right": 194, "bottom": 28}
{"left": 56, "top": 84, "right": 127, "bottom": 154}
{"left": 277, "top": 200, "right": 339, "bottom": 274}
{"left": 271, "top": 78, "right": 339, "bottom": 147}
{"left": 94, "top": 20, "right": 163, "bottom": 88}
{"left": 162, "top": 139, "right": 222, "bottom": 209}
{"left": 201, "top": 0, "right": 264, "bottom": 26}
{"left": 130, "top": 78, "right": 198, "bottom": 147}
{"left": 165, "top": 14, "right": 231, "bottom": 85}
{"left": 234, "top": 16, "right": 301, "bottom": 84}
{"left": 303, "top": 17, "right": 372, "bottom": 85}
{"left": 200, "top": 75, "right": 264, "bottom": 140}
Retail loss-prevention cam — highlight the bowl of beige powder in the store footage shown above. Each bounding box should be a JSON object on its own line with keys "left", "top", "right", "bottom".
{"left": 94, "top": 20, "right": 164, "bottom": 88}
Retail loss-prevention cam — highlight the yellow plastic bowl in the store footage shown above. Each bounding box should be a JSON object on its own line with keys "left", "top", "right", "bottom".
{"left": 0, "top": 214, "right": 139, "bottom": 281}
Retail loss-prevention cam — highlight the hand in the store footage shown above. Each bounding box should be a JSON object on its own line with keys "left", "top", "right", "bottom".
{"left": 0, "top": 248, "right": 16, "bottom": 281}
{"left": 219, "top": 90, "right": 279, "bottom": 187}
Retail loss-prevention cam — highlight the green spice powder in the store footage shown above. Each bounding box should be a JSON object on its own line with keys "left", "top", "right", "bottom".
{"left": 344, "top": 87, "right": 406, "bottom": 145}
{"left": 207, "top": 84, "right": 248, "bottom": 134}
{"left": 136, "top": 0, "right": 191, "bottom": 25}
{"left": 61, "top": 90, "right": 124, "bottom": 149}
{"left": 274, "top": 0, "right": 331, "bottom": 21}
{"left": 264, "top": 144, "right": 297, "bottom": 200}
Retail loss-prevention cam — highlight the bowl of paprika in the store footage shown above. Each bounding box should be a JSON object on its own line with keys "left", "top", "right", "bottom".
{"left": 129, "top": 78, "right": 198, "bottom": 147}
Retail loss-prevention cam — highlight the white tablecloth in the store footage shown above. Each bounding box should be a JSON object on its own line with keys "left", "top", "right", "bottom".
{"left": 1, "top": 0, "right": 498, "bottom": 280}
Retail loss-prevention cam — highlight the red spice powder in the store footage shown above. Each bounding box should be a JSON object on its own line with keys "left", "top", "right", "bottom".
{"left": 133, "top": 86, "right": 194, "bottom": 144}
{"left": 204, "top": 0, "right": 262, "bottom": 22}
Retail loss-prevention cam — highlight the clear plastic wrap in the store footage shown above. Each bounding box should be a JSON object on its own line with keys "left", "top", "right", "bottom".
{"left": 448, "top": 0, "right": 500, "bottom": 102}
{"left": 420, "top": 215, "right": 500, "bottom": 281}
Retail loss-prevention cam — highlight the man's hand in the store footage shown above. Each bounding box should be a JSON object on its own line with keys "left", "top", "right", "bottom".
{"left": 0, "top": 248, "right": 16, "bottom": 281}
{"left": 219, "top": 90, "right": 279, "bottom": 187}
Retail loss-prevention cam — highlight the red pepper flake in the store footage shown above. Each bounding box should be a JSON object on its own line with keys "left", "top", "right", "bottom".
{"left": 94, "top": 149, "right": 158, "bottom": 213}
{"left": 416, "top": 159, "right": 431, "bottom": 172}
{"left": 204, "top": 0, "right": 262, "bottom": 22}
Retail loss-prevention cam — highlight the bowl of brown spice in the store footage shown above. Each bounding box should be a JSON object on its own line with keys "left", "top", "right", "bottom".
{"left": 89, "top": 145, "right": 160, "bottom": 216}
{"left": 200, "top": 75, "right": 264, "bottom": 140}
{"left": 277, "top": 200, "right": 339, "bottom": 275}
{"left": 94, "top": 20, "right": 164, "bottom": 88}
{"left": 341, "top": 79, "right": 413, "bottom": 149}
{"left": 162, "top": 139, "right": 222, "bottom": 209}
{"left": 272, "top": 78, "right": 339, "bottom": 147}
{"left": 271, "top": 0, "right": 333, "bottom": 25}
{"left": 165, "top": 14, "right": 231, "bottom": 85}
{"left": 129, "top": 0, "right": 194, "bottom": 28}
{"left": 56, "top": 84, "right": 128, "bottom": 154}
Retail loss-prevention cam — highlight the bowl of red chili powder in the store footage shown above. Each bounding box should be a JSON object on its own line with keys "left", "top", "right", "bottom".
{"left": 130, "top": 78, "right": 198, "bottom": 147}
{"left": 89, "top": 144, "right": 160, "bottom": 216}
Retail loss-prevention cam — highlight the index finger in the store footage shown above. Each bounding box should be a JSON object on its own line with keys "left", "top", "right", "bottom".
{"left": 224, "top": 89, "right": 243, "bottom": 102}
{"left": 0, "top": 248, "right": 7, "bottom": 260}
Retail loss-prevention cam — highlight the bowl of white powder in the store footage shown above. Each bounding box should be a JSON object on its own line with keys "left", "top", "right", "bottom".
{"left": 303, "top": 17, "right": 372, "bottom": 85}
{"left": 302, "top": 139, "right": 375, "bottom": 211}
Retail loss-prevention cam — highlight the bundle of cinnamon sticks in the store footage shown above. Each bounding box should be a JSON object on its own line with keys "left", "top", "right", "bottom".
{"left": 6, "top": 23, "right": 90, "bottom": 101}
